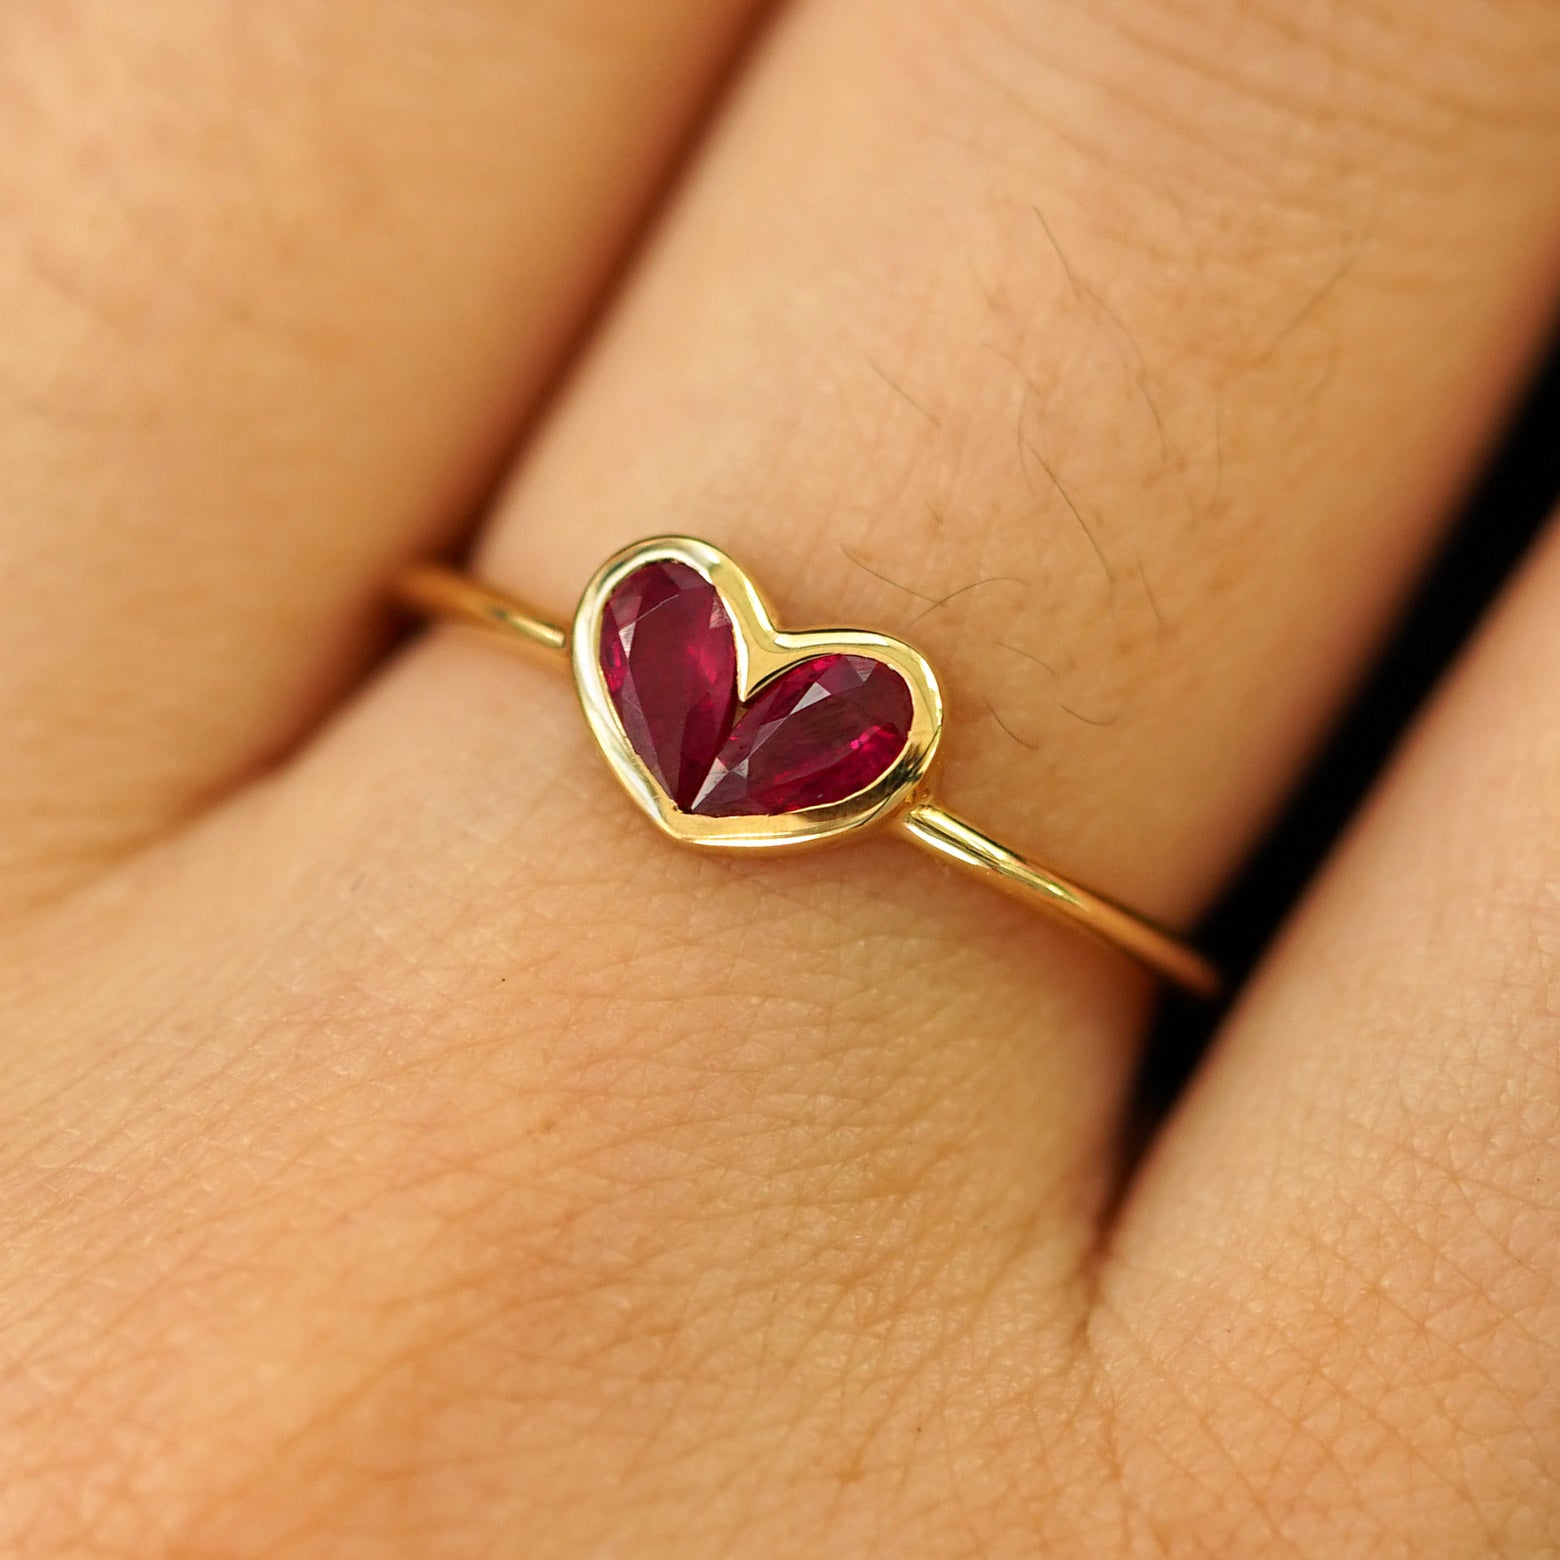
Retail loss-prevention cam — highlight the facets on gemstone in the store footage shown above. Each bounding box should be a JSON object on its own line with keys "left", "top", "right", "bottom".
{"left": 598, "top": 561, "right": 916, "bottom": 820}
{"left": 598, "top": 560, "right": 737, "bottom": 811}
{"left": 691, "top": 655, "right": 914, "bottom": 817}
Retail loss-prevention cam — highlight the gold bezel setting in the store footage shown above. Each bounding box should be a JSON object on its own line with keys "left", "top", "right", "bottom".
{"left": 570, "top": 536, "right": 943, "bottom": 851}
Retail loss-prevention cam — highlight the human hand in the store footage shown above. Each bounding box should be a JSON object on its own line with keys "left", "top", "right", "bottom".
{"left": 4, "top": 2, "right": 1559, "bottom": 1554}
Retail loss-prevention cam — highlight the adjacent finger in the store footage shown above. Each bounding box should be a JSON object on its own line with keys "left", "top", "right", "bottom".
{"left": 0, "top": 0, "right": 762, "bottom": 913}
{"left": 1097, "top": 516, "right": 1560, "bottom": 1551}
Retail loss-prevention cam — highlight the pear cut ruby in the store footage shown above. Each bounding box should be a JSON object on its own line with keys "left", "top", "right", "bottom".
{"left": 599, "top": 560, "right": 737, "bottom": 810}
{"left": 598, "top": 560, "right": 914, "bottom": 817}
{"left": 691, "top": 654, "right": 913, "bottom": 816}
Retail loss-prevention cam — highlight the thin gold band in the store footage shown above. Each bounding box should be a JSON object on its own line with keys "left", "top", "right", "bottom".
{"left": 399, "top": 565, "right": 567, "bottom": 657}
{"left": 399, "top": 564, "right": 1221, "bottom": 1000}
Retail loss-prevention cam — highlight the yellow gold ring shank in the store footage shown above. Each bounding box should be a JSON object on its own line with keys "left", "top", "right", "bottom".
{"left": 399, "top": 545, "right": 1221, "bottom": 1000}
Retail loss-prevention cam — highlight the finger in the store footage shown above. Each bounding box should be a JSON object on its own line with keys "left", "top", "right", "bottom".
{"left": 0, "top": 0, "right": 762, "bottom": 912}
{"left": 1097, "top": 517, "right": 1560, "bottom": 1552}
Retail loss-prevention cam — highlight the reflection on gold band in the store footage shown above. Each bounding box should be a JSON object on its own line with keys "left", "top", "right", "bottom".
{"left": 896, "top": 802, "right": 1221, "bottom": 999}
{"left": 398, "top": 565, "right": 568, "bottom": 658}
{"left": 398, "top": 564, "right": 1221, "bottom": 1000}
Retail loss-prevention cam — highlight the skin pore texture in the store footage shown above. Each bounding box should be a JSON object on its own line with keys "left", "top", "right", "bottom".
{"left": 2, "top": 0, "right": 1560, "bottom": 1554}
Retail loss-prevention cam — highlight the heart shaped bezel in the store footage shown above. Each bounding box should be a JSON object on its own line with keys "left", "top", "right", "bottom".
{"left": 571, "top": 537, "right": 943, "bottom": 850}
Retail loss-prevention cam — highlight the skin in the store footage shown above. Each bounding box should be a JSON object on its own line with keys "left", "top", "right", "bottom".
{"left": 1, "top": 0, "right": 1558, "bottom": 1553}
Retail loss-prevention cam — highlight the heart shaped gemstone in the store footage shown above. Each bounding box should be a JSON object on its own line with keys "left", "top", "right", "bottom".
{"left": 599, "top": 560, "right": 914, "bottom": 817}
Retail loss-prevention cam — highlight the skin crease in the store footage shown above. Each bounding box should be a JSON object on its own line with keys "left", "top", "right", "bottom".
{"left": 0, "top": 0, "right": 1559, "bottom": 1555}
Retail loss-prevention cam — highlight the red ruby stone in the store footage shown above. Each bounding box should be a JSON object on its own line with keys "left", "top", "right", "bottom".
{"left": 599, "top": 560, "right": 737, "bottom": 811}
{"left": 598, "top": 560, "right": 914, "bottom": 818}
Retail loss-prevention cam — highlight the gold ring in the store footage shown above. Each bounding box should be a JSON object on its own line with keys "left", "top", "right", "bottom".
{"left": 398, "top": 537, "right": 1221, "bottom": 999}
